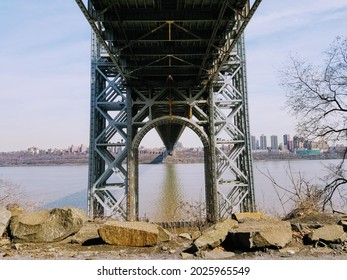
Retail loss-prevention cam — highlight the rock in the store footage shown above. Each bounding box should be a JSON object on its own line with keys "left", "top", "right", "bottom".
{"left": 0, "top": 238, "right": 11, "bottom": 246}
{"left": 157, "top": 226, "right": 173, "bottom": 242}
{"left": 68, "top": 221, "right": 101, "bottom": 244}
{"left": 0, "top": 207, "right": 11, "bottom": 236}
{"left": 191, "top": 231, "right": 201, "bottom": 240}
{"left": 3, "top": 251, "right": 14, "bottom": 257}
{"left": 232, "top": 212, "right": 272, "bottom": 223}
{"left": 193, "top": 219, "right": 238, "bottom": 250}
{"left": 9, "top": 207, "right": 84, "bottom": 243}
{"left": 161, "top": 246, "right": 168, "bottom": 251}
{"left": 291, "top": 223, "right": 321, "bottom": 233}
{"left": 62, "top": 207, "right": 88, "bottom": 223}
{"left": 12, "top": 243, "right": 21, "bottom": 250}
{"left": 179, "top": 233, "right": 192, "bottom": 240}
{"left": 6, "top": 204, "right": 24, "bottom": 217}
{"left": 98, "top": 221, "right": 159, "bottom": 247}
{"left": 224, "top": 218, "right": 292, "bottom": 250}
{"left": 201, "top": 249, "right": 235, "bottom": 259}
{"left": 290, "top": 212, "right": 340, "bottom": 233}
{"left": 279, "top": 247, "right": 299, "bottom": 255}
{"left": 310, "top": 247, "right": 334, "bottom": 255}
{"left": 279, "top": 247, "right": 298, "bottom": 257}
{"left": 181, "top": 252, "right": 194, "bottom": 259}
{"left": 307, "top": 225, "right": 347, "bottom": 244}
{"left": 339, "top": 217, "right": 347, "bottom": 231}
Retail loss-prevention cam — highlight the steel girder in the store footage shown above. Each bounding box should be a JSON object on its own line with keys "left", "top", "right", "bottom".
{"left": 88, "top": 32, "right": 128, "bottom": 219}
{"left": 87, "top": 36, "right": 255, "bottom": 220}
{"left": 79, "top": 0, "right": 259, "bottom": 221}
{"left": 212, "top": 36, "right": 255, "bottom": 218}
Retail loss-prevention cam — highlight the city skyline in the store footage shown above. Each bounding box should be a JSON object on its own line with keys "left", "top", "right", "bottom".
{"left": 1, "top": 1, "right": 347, "bottom": 152}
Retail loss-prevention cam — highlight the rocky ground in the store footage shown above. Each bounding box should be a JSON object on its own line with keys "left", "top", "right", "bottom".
{"left": 1, "top": 207, "right": 347, "bottom": 260}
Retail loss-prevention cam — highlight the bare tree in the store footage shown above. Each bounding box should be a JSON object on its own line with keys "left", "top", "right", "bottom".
{"left": 280, "top": 36, "right": 347, "bottom": 212}
{"left": 257, "top": 164, "right": 323, "bottom": 218}
{"left": 0, "top": 178, "right": 38, "bottom": 211}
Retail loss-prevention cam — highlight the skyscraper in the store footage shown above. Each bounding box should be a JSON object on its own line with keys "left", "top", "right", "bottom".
{"left": 270, "top": 135, "right": 278, "bottom": 150}
{"left": 260, "top": 134, "right": 267, "bottom": 150}
{"left": 283, "top": 134, "right": 290, "bottom": 150}
{"left": 251, "top": 135, "right": 257, "bottom": 150}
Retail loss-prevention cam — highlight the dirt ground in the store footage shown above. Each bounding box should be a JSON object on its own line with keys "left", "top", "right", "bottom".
{"left": 1, "top": 236, "right": 347, "bottom": 260}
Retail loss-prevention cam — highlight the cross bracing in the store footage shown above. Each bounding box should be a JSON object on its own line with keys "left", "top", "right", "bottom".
{"left": 77, "top": 0, "right": 261, "bottom": 222}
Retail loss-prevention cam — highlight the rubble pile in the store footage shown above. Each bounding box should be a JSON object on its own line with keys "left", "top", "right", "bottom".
{"left": 1, "top": 206, "right": 347, "bottom": 259}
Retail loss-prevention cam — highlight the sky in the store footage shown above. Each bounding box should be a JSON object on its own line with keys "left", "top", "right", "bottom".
{"left": 1, "top": 0, "right": 347, "bottom": 152}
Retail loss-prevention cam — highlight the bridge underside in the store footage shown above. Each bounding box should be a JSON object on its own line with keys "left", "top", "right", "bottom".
{"left": 77, "top": 0, "right": 260, "bottom": 222}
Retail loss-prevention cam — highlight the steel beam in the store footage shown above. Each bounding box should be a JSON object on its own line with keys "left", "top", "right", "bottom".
{"left": 80, "top": 0, "right": 258, "bottom": 221}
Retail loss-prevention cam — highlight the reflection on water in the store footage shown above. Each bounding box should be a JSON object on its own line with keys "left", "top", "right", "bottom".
{"left": 139, "top": 163, "right": 205, "bottom": 222}
{"left": 156, "top": 164, "right": 181, "bottom": 221}
{"left": 2, "top": 160, "right": 346, "bottom": 221}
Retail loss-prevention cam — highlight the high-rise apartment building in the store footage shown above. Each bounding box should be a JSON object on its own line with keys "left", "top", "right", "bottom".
{"left": 283, "top": 134, "right": 290, "bottom": 150}
{"left": 260, "top": 134, "right": 267, "bottom": 150}
{"left": 283, "top": 134, "right": 290, "bottom": 146}
{"left": 270, "top": 135, "right": 278, "bottom": 150}
{"left": 251, "top": 135, "right": 257, "bottom": 150}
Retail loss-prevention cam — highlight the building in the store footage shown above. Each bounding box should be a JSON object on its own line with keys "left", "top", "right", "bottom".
{"left": 251, "top": 135, "right": 257, "bottom": 150}
{"left": 270, "top": 135, "right": 278, "bottom": 150}
{"left": 260, "top": 134, "right": 267, "bottom": 150}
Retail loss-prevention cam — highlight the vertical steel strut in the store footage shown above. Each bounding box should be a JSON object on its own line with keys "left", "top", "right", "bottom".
{"left": 79, "top": 0, "right": 258, "bottom": 221}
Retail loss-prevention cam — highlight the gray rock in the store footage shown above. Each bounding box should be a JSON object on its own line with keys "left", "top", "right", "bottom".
{"left": 308, "top": 225, "right": 347, "bottom": 244}
{"left": 10, "top": 207, "right": 84, "bottom": 243}
{"left": 98, "top": 221, "right": 159, "bottom": 247}
{"left": 193, "top": 219, "right": 238, "bottom": 250}
{"left": 0, "top": 207, "right": 11, "bottom": 236}
{"left": 225, "top": 218, "right": 292, "bottom": 250}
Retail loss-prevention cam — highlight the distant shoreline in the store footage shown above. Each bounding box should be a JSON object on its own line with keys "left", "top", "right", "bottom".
{"left": 0, "top": 149, "right": 345, "bottom": 167}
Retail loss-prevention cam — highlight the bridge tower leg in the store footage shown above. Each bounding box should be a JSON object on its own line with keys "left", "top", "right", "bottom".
{"left": 87, "top": 32, "right": 255, "bottom": 220}
{"left": 211, "top": 35, "right": 256, "bottom": 218}
{"left": 87, "top": 34, "right": 255, "bottom": 221}
{"left": 87, "top": 31, "right": 128, "bottom": 219}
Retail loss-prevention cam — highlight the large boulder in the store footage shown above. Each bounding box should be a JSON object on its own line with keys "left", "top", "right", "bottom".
{"left": 9, "top": 207, "right": 85, "bottom": 243}
{"left": 0, "top": 206, "right": 12, "bottom": 236}
{"left": 307, "top": 225, "right": 347, "bottom": 244}
{"left": 193, "top": 219, "right": 238, "bottom": 251}
{"left": 224, "top": 218, "right": 292, "bottom": 250}
{"left": 68, "top": 221, "right": 102, "bottom": 245}
{"left": 98, "top": 221, "right": 159, "bottom": 247}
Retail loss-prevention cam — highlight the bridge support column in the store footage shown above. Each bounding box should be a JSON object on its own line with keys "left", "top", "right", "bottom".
{"left": 212, "top": 35, "right": 256, "bottom": 218}
{"left": 205, "top": 86, "right": 219, "bottom": 223}
{"left": 126, "top": 89, "right": 139, "bottom": 221}
{"left": 87, "top": 31, "right": 128, "bottom": 220}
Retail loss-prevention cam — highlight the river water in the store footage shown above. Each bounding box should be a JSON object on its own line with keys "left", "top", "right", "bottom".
{"left": 0, "top": 159, "right": 346, "bottom": 220}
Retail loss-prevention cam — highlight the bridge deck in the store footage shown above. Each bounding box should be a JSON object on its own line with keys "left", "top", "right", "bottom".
{"left": 87, "top": 0, "right": 249, "bottom": 86}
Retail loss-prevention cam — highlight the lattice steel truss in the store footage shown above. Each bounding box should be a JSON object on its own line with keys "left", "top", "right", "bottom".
{"left": 212, "top": 38, "right": 256, "bottom": 218}
{"left": 78, "top": 0, "right": 260, "bottom": 222}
